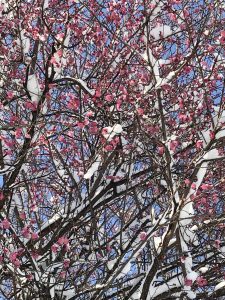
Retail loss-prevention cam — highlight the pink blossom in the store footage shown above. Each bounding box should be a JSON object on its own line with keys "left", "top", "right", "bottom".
{"left": 89, "top": 126, "right": 98, "bottom": 134}
{"left": 184, "top": 179, "right": 191, "bottom": 185}
{"left": 13, "top": 258, "right": 21, "bottom": 268}
{"left": 209, "top": 130, "right": 215, "bottom": 140}
{"left": 21, "top": 226, "right": 31, "bottom": 238}
{"left": 3, "top": 248, "right": 9, "bottom": 255}
{"left": 4, "top": 139, "right": 15, "bottom": 148}
{"left": 104, "top": 144, "right": 114, "bottom": 151}
{"left": 31, "top": 251, "right": 40, "bottom": 259}
{"left": 9, "top": 252, "right": 20, "bottom": 268}
{"left": 77, "top": 122, "right": 85, "bottom": 129}
{"left": 219, "top": 31, "right": 225, "bottom": 44}
{"left": 50, "top": 56, "right": 57, "bottom": 64}
{"left": 116, "top": 99, "right": 122, "bottom": 111}
{"left": 214, "top": 239, "right": 221, "bottom": 248}
{"left": 31, "top": 232, "right": 39, "bottom": 240}
{"left": 171, "top": 0, "right": 181, "bottom": 3}
{"left": 25, "top": 133, "right": 31, "bottom": 139}
{"left": 106, "top": 244, "right": 112, "bottom": 252}
{"left": 1, "top": 218, "right": 10, "bottom": 230}
{"left": 105, "top": 94, "right": 113, "bottom": 102}
{"left": 178, "top": 113, "right": 188, "bottom": 123}
{"left": 15, "top": 128, "right": 22, "bottom": 139}
{"left": 67, "top": 100, "right": 79, "bottom": 110}
{"left": 137, "top": 108, "right": 144, "bottom": 115}
{"left": 196, "top": 276, "right": 207, "bottom": 287}
{"left": 95, "top": 89, "right": 101, "bottom": 97}
{"left": 30, "top": 203, "right": 38, "bottom": 212}
{"left": 38, "top": 34, "right": 47, "bottom": 42}
{"left": 213, "top": 193, "right": 218, "bottom": 202}
{"left": 24, "top": 101, "right": 37, "bottom": 111}
{"left": 57, "top": 236, "right": 69, "bottom": 246}
{"left": 56, "top": 33, "right": 64, "bottom": 41}
{"left": 58, "top": 135, "right": 65, "bottom": 142}
{"left": 63, "top": 259, "right": 70, "bottom": 269}
{"left": 158, "top": 146, "right": 165, "bottom": 156}
{"left": 59, "top": 271, "right": 66, "bottom": 279}
{"left": 207, "top": 45, "right": 214, "bottom": 53}
{"left": 26, "top": 274, "right": 33, "bottom": 281}
{"left": 51, "top": 243, "right": 59, "bottom": 253}
{"left": 191, "top": 183, "right": 196, "bottom": 190}
{"left": 139, "top": 231, "right": 147, "bottom": 241}
{"left": 19, "top": 212, "right": 26, "bottom": 220}
{"left": 56, "top": 49, "right": 63, "bottom": 58}
{"left": 31, "top": 28, "right": 39, "bottom": 40}
{"left": 170, "top": 140, "right": 179, "bottom": 151}
{"left": 102, "top": 128, "right": 109, "bottom": 135}
{"left": 86, "top": 111, "right": 94, "bottom": 117}
{"left": 183, "top": 9, "right": 189, "bottom": 18}
{"left": 9, "top": 252, "right": 18, "bottom": 262}
{"left": 180, "top": 256, "right": 186, "bottom": 263}
{"left": 201, "top": 184, "right": 211, "bottom": 190}
{"left": 64, "top": 243, "right": 70, "bottom": 252}
{"left": 169, "top": 13, "right": 177, "bottom": 21}
{"left": 184, "top": 278, "right": 193, "bottom": 286}
{"left": 16, "top": 248, "right": 25, "bottom": 256}
{"left": 196, "top": 140, "right": 203, "bottom": 149}
{"left": 179, "top": 99, "right": 184, "bottom": 108}
{"left": 0, "top": 192, "right": 4, "bottom": 201}
{"left": 7, "top": 91, "right": 14, "bottom": 99}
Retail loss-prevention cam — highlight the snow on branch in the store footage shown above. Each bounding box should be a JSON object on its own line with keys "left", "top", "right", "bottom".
{"left": 53, "top": 77, "right": 95, "bottom": 95}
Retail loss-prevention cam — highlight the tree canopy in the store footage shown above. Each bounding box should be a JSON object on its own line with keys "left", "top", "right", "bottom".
{"left": 0, "top": 0, "right": 225, "bottom": 299}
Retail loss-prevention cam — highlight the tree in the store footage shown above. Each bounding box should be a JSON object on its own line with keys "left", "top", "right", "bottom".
{"left": 0, "top": 0, "right": 225, "bottom": 299}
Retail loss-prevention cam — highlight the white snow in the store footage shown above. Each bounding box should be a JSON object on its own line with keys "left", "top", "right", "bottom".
{"left": 179, "top": 159, "right": 209, "bottom": 283}
{"left": 43, "top": 0, "right": 48, "bottom": 9}
{"left": 214, "top": 105, "right": 225, "bottom": 125}
{"left": 180, "top": 201, "right": 194, "bottom": 226}
{"left": 84, "top": 159, "right": 101, "bottom": 179}
{"left": 190, "top": 225, "right": 198, "bottom": 231}
{"left": 168, "top": 238, "right": 176, "bottom": 246}
{"left": 188, "top": 161, "right": 208, "bottom": 197}
{"left": 102, "top": 124, "right": 123, "bottom": 141}
{"left": 0, "top": 165, "right": 14, "bottom": 175}
{"left": 148, "top": 275, "right": 182, "bottom": 299}
{"left": 131, "top": 291, "right": 141, "bottom": 300}
{"left": 186, "top": 271, "right": 198, "bottom": 282}
{"left": 112, "top": 124, "right": 123, "bottom": 134}
{"left": 0, "top": 0, "right": 8, "bottom": 12}
{"left": 150, "top": 25, "right": 173, "bottom": 40}
{"left": 186, "top": 290, "right": 196, "bottom": 299}
{"left": 201, "top": 130, "right": 211, "bottom": 146}
{"left": 53, "top": 76, "right": 95, "bottom": 95}
{"left": 75, "top": 78, "right": 95, "bottom": 96}
{"left": 116, "top": 262, "right": 132, "bottom": 279}
{"left": 153, "top": 236, "right": 163, "bottom": 253}
{"left": 203, "top": 149, "right": 220, "bottom": 160}
{"left": 21, "top": 29, "right": 30, "bottom": 55}
{"left": 95, "top": 284, "right": 105, "bottom": 289}
{"left": 38, "top": 213, "right": 62, "bottom": 233}
{"left": 27, "top": 74, "right": 41, "bottom": 104}
{"left": 199, "top": 266, "right": 208, "bottom": 274}
{"left": 216, "top": 128, "right": 225, "bottom": 139}
{"left": 107, "top": 259, "right": 117, "bottom": 270}
{"left": 215, "top": 281, "right": 225, "bottom": 291}
{"left": 203, "top": 219, "right": 210, "bottom": 224}
{"left": 155, "top": 71, "right": 175, "bottom": 89}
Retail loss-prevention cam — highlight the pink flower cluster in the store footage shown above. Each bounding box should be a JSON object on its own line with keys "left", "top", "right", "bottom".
{"left": 51, "top": 236, "right": 70, "bottom": 253}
